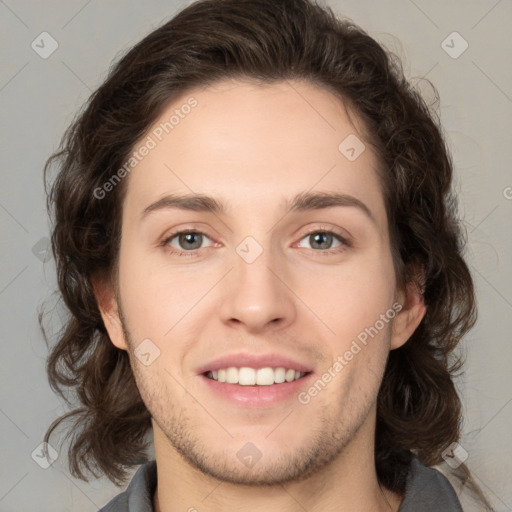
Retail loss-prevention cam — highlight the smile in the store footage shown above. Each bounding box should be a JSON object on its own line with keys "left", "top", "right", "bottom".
{"left": 204, "top": 366, "right": 310, "bottom": 385}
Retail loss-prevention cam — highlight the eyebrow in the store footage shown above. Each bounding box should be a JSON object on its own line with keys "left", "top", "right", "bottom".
{"left": 140, "top": 191, "right": 376, "bottom": 225}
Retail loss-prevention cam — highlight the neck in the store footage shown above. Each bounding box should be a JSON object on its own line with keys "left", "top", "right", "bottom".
{"left": 152, "top": 411, "right": 403, "bottom": 512}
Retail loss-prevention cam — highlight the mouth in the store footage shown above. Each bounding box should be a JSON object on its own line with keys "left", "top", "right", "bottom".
{"left": 203, "top": 367, "right": 312, "bottom": 386}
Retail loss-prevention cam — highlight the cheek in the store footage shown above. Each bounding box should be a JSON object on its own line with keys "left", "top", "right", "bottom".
{"left": 318, "top": 253, "right": 396, "bottom": 337}
{"left": 118, "top": 225, "right": 396, "bottom": 345}
{"left": 117, "top": 244, "right": 214, "bottom": 345}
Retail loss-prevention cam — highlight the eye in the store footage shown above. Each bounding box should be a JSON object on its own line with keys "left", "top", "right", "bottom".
{"left": 161, "top": 227, "right": 350, "bottom": 257}
{"left": 162, "top": 230, "right": 214, "bottom": 255}
{"left": 296, "top": 229, "right": 349, "bottom": 254}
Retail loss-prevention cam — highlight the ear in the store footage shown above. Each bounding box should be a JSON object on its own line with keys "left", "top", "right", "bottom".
{"left": 91, "top": 273, "right": 128, "bottom": 350}
{"left": 390, "top": 270, "right": 427, "bottom": 350}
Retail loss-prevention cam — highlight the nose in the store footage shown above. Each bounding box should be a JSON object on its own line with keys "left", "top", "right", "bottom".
{"left": 218, "top": 239, "right": 297, "bottom": 333}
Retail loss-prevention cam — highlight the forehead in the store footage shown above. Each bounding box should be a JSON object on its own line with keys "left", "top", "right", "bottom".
{"left": 122, "top": 79, "right": 387, "bottom": 227}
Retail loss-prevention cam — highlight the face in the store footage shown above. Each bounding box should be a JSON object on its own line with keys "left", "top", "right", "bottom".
{"left": 98, "top": 79, "right": 421, "bottom": 486}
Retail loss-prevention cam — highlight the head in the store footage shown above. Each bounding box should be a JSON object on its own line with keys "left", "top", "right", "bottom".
{"left": 43, "top": 0, "right": 477, "bottom": 498}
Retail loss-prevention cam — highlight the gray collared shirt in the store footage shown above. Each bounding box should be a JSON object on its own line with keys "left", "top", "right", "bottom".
{"left": 98, "top": 456, "right": 463, "bottom": 511}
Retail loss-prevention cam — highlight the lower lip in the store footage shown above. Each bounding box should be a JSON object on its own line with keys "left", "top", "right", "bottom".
{"left": 199, "top": 372, "right": 315, "bottom": 406}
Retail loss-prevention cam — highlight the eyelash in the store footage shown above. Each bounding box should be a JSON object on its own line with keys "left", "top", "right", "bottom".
{"left": 160, "top": 226, "right": 351, "bottom": 258}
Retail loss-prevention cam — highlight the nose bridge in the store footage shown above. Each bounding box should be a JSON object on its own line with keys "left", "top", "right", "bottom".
{"left": 218, "top": 232, "right": 296, "bottom": 330}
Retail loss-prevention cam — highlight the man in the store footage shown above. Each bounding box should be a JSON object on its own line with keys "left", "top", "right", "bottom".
{"left": 42, "top": 0, "right": 492, "bottom": 510}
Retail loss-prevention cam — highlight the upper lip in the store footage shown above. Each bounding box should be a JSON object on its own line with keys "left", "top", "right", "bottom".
{"left": 197, "top": 353, "right": 314, "bottom": 375}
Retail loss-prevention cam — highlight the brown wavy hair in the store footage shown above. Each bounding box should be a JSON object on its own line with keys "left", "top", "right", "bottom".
{"left": 40, "top": 0, "right": 491, "bottom": 507}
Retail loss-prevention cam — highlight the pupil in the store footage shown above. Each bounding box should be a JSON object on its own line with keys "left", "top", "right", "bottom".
{"left": 311, "top": 232, "right": 331, "bottom": 250}
{"left": 180, "top": 233, "right": 202, "bottom": 250}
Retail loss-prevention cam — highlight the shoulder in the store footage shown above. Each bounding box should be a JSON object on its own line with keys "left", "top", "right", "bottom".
{"left": 98, "top": 461, "right": 157, "bottom": 512}
{"left": 398, "top": 456, "right": 463, "bottom": 512}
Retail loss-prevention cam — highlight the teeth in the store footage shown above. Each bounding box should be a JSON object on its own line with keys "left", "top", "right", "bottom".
{"left": 274, "top": 367, "right": 285, "bottom": 383}
{"left": 205, "top": 366, "right": 308, "bottom": 385}
{"left": 226, "top": 367, "right": 238, "bottom": 384}
{"left": 240, "top": 368, "right": 256, "bottom": 385}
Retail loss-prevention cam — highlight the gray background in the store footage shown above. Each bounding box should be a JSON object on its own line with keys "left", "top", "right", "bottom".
{"left": 0, "top": 0, "right": 511, "bottom": 510}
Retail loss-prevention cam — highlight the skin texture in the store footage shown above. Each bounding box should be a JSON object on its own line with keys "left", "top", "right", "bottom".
{"left": 94, "top": 79, "right": 426, "bottom": 512}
